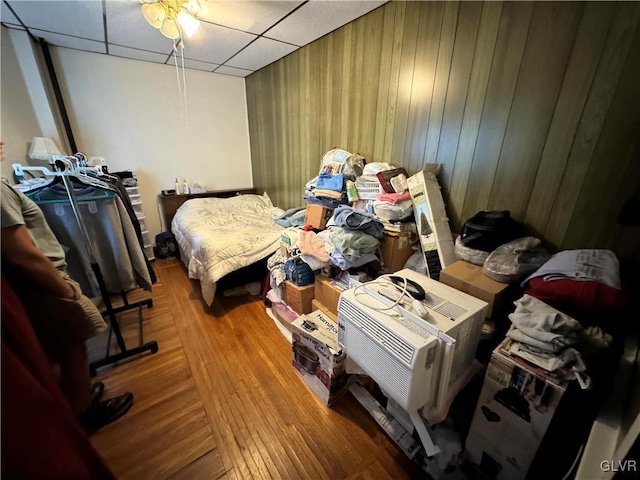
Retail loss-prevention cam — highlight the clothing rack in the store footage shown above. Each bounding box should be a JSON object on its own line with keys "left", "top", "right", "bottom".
{"left": 12, "top": 162, "right": 158, "bottom": 375}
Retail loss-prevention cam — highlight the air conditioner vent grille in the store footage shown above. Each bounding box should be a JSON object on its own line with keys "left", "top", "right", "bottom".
{"left": 340, "top": 298, "right": 415, "bottom": 366}
{"left": 423, "top": 292, "right": 444, "bottom": 309}
{"left": 434, "top": 302, "right": 467, "bottom": 320}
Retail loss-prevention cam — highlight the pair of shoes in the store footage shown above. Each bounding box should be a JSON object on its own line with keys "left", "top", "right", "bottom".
{"left": 90, "top": 381, "right": 105, "bottom": 405}
{"left": 79, "top": 392, "right": 134, "bottom": 435}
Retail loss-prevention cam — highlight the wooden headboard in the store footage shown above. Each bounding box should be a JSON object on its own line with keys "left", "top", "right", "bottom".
{"left": 158, "top": 188, "right": 257, "bottom": 232}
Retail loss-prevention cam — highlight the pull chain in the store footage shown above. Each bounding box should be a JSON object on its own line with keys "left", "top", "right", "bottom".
{"left": 172, "top": 37, "right": 189, "bottom": 126}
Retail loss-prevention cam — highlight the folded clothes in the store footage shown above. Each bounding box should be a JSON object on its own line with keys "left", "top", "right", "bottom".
{"left": 327, "top": 227, "right": 380, "bottom": 261}
{"left": 316, "top": 173, "right": 345, "bottom": 192}
{"left": 314, "top": 189, "right": 343, "bottom": 199}
{"left": 275, "top": 207, "right": 306, "bottom": 227}
{"left": 506, "top": 294, "right": 582, "bottom": 353}
{"left": 378, "top": 191, "right": 412, "bottom": 204}
{"left": 330, "top": 248, "right": 379, "bottom": 271}
{"left": 329, "top": 205, "right": 384, "bottom": 239}
{"left": 299, "top": 230, "right": 330, "bottom": 262}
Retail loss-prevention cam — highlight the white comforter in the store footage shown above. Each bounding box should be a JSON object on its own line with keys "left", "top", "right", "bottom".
{"left": 172, "top": 194, "right": 285, "bottom": 305}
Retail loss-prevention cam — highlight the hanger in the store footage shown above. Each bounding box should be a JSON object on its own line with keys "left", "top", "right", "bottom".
{"left": 12, "top": 162, "right": 117, "bottom": 203}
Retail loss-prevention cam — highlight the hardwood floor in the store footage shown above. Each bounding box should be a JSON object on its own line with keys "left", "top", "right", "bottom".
{"left": 89, "top": 259, "right": 424, "bottom": 479}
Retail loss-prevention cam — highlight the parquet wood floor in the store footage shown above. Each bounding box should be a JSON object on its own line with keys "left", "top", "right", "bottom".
{"left": 89, "top": 259, "right": 424, "bottom": 479}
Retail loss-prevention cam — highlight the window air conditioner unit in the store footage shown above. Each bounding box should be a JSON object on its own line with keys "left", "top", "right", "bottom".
{"left": 337, "top": 269, "right": 488, "bottom": 456}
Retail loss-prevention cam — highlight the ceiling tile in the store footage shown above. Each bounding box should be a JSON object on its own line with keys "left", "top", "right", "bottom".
{"left": 214, "top": 65, "right": 252, "bottom": 77}
{"left": 182, "top": 58, "right": 219, "bottom": 72}
{"left": 7, "top": 0, "right": 105, "bottom": 41}
{"left": 225, "top": 37, "right": 297, "bottom": 71}
{"left": 30, "top": 28, "right": 106, "bottom": 54}
{"left": 106, "top": 0, "right": 176, "bottom": 55}
{"left": 182, "top": 21, "right": 256, "bottom": 65}
{"left": 108, "top": 45, "right": 168, "bottom": 64}
{"left": 264, "top": 0, "right": 385, "bottom": 46}
{"left": 1, "top": 2, "right": 20, "bottom": 25}
{"left": 197, "top": 1, "right": 303, "bottom": 35}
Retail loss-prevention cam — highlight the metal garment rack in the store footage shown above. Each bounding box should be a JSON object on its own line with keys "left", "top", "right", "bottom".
{"left": 14, "top": 162, "right": 158, "bottom": 375}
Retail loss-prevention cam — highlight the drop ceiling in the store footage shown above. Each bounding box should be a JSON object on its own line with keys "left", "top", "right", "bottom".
{"left": 1, "top": 0, "right": 386, "bottom": 77}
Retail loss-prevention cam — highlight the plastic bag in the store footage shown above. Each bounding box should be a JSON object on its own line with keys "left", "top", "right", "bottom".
{"left": 482, "top": 237, "right": 551, "bottom": 283}
{"left": 320, "top": 148, "right": 365, "bottom": 179}
{"left": 454, "top": 236, "right": 489, "bottom": 266}
{"left": 372, "top": 199, "right": 413, "bottom": 221}
{"left": 404, "top": 250, "right": 427, "bottom": 275}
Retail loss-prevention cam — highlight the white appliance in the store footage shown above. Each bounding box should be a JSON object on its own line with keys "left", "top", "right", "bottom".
{"left": 337, "top": 268, "right": 488, "bottom": 456}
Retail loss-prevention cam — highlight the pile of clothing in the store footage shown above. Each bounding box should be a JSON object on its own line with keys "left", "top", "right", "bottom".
{"left": 504, "top": 249, "right": 628, "bottom": 388}
{"left": 268, "top": 148, "right": 419, "bottom": 296}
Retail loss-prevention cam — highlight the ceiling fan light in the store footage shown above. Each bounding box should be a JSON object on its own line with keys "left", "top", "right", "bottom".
{"left": 160, "top": 19, "right": 180, "bottom": 39}
{"left": 141, "top": 3, "right": 165, "bottom": 29}
{"left": 183, "top": 0, "right": 201, "bottom": 16}
{"left": 177, "top": 10, "right": 200, "bottom": 38}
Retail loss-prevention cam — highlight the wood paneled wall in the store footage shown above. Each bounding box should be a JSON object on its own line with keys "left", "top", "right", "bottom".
{"left": 246, "top": 1, "right": 640, "bottom": 259}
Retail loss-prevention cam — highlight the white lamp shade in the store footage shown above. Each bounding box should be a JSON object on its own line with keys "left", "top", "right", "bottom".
{"left": 28, "top": 137, "right": 63, "bottom": 162}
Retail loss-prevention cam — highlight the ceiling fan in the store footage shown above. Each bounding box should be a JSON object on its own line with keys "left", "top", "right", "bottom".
{"left": 140, "top": 0, "right": 202, "bottom": 40}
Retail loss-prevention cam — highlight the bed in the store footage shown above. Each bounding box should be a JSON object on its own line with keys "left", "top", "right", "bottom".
{"left": 171, "top": 193, "right": 285, "bottom": 305}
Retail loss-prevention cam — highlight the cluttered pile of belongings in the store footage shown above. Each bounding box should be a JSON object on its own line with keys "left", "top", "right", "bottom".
{"left": 264, "top": 148, "right": 430, "bottom": 324}
{"left": 500, "top": 249, "right": 628, "bottom": 389}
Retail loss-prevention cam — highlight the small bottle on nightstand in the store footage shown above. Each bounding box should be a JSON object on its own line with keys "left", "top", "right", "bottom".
{"left": 182, "top": 179, "right": 190, "bottom": 195}
{"left": 174, "top": 178, "right": 180, "bottom": 195}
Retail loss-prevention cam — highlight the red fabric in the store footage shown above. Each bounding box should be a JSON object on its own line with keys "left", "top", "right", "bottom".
{"left": 525, "top": 277, "right": 628, "bottom": 314}
{"left": 1, "top": 277, "right": 116, "bottom": 480}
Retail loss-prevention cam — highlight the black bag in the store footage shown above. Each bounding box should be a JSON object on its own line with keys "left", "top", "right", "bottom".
{"left": 154, "top": 232, "right": 179, "bottom": 259}
{"left": 460, "top": 211, "right": 523, "bottom": 252}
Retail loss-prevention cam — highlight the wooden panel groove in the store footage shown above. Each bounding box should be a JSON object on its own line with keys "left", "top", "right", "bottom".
{"left": 543, "top": 2, "right": 640, "bottom": 247}
{"left": 459, "top": 0, "right": 534, "bottom": 224}
{"left": 403, "top": 1, "right": 444, "bottom": 173}
{"left": 436, "top": 0, "right": 483, "bottom": 194}
{"left": 487, "top": 2, "right": 582, "bottom": 219}
{"left": 423, "top": 0, "right": 460, "bottom": 166}
{"left": 447, "top": 0, "right": 503, "bottom": 229}
{"left": 390, "top": 1, "right": 422, "bottom": 165}
{"left": 247, "top": 0, "right": 640, "bottom": 261}
{"left": 562, "top": 23, "right": 640, "bottom": 250}
{"left": 524, "top": 1, "right": 616, "bottom": 234}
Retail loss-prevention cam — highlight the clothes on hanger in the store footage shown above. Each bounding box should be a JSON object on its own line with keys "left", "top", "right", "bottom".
{"left": 36, "top": 192, "right": 152, "bottom": 298}
{"left": 77, "top": 169, "right": 156, "bottom": 285}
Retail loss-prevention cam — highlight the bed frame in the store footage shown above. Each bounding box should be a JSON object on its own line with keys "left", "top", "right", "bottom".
{"left": 158, "top": 188, "right": 256, "bottom": 232}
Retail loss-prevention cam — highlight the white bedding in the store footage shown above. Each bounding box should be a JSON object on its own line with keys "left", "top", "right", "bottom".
{"left": 172, "top": 194, "right": 285, "bottom": 305}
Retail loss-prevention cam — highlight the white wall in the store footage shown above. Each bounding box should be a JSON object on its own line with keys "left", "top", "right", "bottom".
{"left": 1, "top": 28, "right": 46, "bottom": 181}
{"left": 51, "top": 48, "right": 253, "bottom": 239}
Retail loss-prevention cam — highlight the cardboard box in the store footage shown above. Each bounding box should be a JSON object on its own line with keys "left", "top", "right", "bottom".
{"left": 465, "top": 341, "right": 568, "bottom": 480}
{"left": 311, "top": 299, "right": 337, "bottom": 323}
{"left": 304, "top": 204, "right": 334, "bottom": 230}
{"left": 314, "top": 277, "right": 344, "bottom": 316}
{"left": 292, "top": 311, "right": 348, "bottom": 405}
{"left": 439, "top": 260, "right": 511, "bottom": 319}
{"left": 407, "top": 166, "right": 456, "bottom": 280}
{"left": 283, "top": 280, "right": 315, "bottom": 315}
{"left": 380, "top": 231, "right": 418, "bottom": 273}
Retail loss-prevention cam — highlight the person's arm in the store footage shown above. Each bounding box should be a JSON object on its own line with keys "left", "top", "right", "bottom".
{"left": 2, "top": 224, "right": 75, "bottom": 300}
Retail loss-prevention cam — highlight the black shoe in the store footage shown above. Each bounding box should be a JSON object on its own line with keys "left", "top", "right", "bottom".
{"left": 79, "top": 392, "right": 134, "bottom": 435}
{"left": 90, "top": 381, "right": 105, "bottom": 405}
